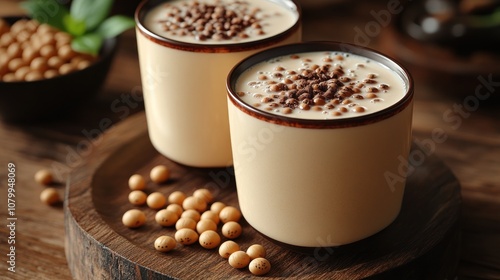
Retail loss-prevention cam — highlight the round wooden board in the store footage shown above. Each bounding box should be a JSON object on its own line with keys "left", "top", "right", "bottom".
{"left": 65, "top": 112, "right": 461, "bottom": 279}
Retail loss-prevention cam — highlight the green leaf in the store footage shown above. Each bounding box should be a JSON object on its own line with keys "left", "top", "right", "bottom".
{"left": 96, "top": 15, "right": 135, "bottom": 38}
{"left": 63, "top": 14, "right": 86, "bottom": 37}
{"left": 469, "top": 8, "right": 500, "bottom": 28}
{"left": 70, "top": 0, "right": 113, "bottom": 31}
{"left": 71, "top": 33, "right": 103, "bottom": 56}
{"left": 21, "top": 0, "right": 69, "bottom": 31}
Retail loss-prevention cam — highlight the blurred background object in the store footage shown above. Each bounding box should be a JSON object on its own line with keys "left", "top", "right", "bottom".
{"left": 379, "top": 0, "right": 500, "bottom": 100}
{"left": 401, "top": 0, "right": 500, "bottom": 53}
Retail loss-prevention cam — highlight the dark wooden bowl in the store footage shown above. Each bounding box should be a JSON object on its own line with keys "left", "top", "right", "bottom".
{"left": 0, "top": 16, "right": 118, "bottom": 123}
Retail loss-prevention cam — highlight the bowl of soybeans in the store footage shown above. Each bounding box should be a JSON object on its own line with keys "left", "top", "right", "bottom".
{"left": 0, "top": 16, "right": 117, "bottom": 122}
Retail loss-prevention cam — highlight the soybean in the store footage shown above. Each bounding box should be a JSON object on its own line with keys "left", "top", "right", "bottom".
{"left": 210, "top": 201, "right": 226, "bottom": 214}
{"left": 200, "top": 210, "right": 220, "bottom": 224}
{"left": 34, "top": 169, "right": 53, "bottom": 185}
{"left": 155, "top": 209, "right": 179, "bottom": 227}
{"left": 128, "top": 190, "right": 147, "bottom": 206}
{"left": 175, "top": 228, "right": 198, "bottom": 245}
{"left": 154, "top": 235, "right": 177, "bottom": 252}
{"left": 221, "top": 221, "right": 242, "bottom": 239}
{"left": 128, "top": 174, "right": 146, "bottom": 190}
{"left": 228, "top": 251, "right": 250, "bottom": 269}
{"left": 198, "top": 230, "right": 221, "bottom": 249}
{"left": 40, "top": 187, "right": 61, "bottom": 206}
{"left": 196, "top": 219, "right": 217, "bottom": 234}
{"left": 175, "top": 217, "right": 197, "bottom": 230}
{"left": 182, "top": 196, "right": 207, "bottom": 212}
{"left": 150, "top": 165, "right": 170, "bottom": 183}
{"left": 146, "top": 192, "right": 167, "bottom": 209}
{"left": 249, "top": 257, "right": 271, "bottom": 276}
{"left": 219, "top": 206, "right": 241, "bottom": 223}
{"left": 247, "top": 244, "right": 266, "bottom": 259}
{"left": 193, "top": 188, "right": 214, "bottom": 203}
{"left": 180, "top": 209, "right": 201, "bottom": 222}
{"left": 166, "top": 203, "right": 183, "bottom": 217}
{"left": 168, "top": 190, "right": 186, "bottom": 205}
{"left": 122, "top": 209, "right": 146, "bottom": 228}
{"left": 219, "top": 240, "right": 240, "bottom": 259}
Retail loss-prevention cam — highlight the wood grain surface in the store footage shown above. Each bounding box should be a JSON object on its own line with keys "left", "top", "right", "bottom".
{"left": 0, "top": 1, "right": 499, "bottom": 279}
{"left": 65, "top": 112, "right": 461, "bottom": 279}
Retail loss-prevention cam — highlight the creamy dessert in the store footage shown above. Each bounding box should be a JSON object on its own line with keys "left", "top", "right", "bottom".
{"left": 135, "top": 0, "right": 301, "bottom": 167}
{"left": 227, "top": 43, "right": 414, "bottom": 247}
{"left": 144, "top": 0, "right": 299, "bottom": 44}
{"left": 236, "top": 51, "right": 406, "bottom": 119}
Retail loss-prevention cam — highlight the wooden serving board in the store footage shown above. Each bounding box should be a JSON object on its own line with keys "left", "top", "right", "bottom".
{"left": 65, "top": 112, "right": 461, "bottom": 279}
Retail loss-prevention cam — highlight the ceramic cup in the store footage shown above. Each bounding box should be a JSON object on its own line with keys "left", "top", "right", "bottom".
{"left": 227, "top": 42, "right": 414, "bottom": 247}
{"left": 135, "top": 0, "right": 302, "bottom": 167}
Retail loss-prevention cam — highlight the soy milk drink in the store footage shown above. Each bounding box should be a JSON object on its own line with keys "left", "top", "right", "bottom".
{"left": 227, "top": 42, "right": 414, "bottom": 247}
{"left": 135, "top": 0, "right": 301, "bottom": 167}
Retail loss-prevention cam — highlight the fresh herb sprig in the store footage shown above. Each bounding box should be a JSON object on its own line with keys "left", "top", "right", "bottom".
{"left": 22, "top": 0, "right": 135, "bottom": 55}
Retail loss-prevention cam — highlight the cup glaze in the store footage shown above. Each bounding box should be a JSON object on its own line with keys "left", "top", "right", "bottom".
{"left": 135, "top": 0, "right": 302, "bottom": 167}
{"left": 227, "top": 42, "right": 414, "bottom": 247}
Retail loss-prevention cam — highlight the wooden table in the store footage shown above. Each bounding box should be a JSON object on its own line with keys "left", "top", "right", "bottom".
{"left": 1, "top": 1, "right": 499, "bottom": 279}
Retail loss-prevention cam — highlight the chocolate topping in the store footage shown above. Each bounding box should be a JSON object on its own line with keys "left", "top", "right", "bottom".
{"left": 244, "top": 53, "right": 392, "bottom": 116}
{"left": 157, "top": 0, "right": 268, "bottom": 41}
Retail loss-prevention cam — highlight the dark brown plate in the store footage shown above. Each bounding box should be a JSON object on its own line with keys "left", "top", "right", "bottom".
{"left": 65, "top": 112, "right": 461, "bottom": 279}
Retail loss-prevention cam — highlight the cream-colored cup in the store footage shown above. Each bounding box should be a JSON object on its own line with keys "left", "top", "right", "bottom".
{"left": 227, "top": 42, "right": 414, "bottom": 247}
{"left": 135, "top": 0, "right": 302, "bottom": 167}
